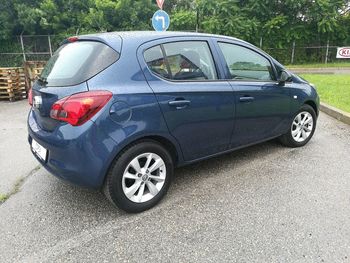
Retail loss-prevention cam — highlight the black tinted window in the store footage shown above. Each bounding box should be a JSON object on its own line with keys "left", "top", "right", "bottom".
{"left": 144, "top": 41, "right": 217, "bottom": 81}
{"left": 41, "top": 41, "right": 119, "bottom": 86}
{"left": 218, "top": 42, "right": 274, "bottom": 81}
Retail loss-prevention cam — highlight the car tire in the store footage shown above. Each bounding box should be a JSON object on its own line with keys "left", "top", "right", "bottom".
{"left": 279, "top": 104, "right": 317, "bottom": 148}
{"left": 104, "top": 140, "right": 173, "bottom": 213}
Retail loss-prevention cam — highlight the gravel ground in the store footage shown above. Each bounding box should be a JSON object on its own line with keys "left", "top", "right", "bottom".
{"left": 0, "top": 112, "right": 349, "bottom": 262}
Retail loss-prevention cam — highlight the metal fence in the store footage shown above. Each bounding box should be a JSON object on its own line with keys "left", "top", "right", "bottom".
{"left": 0, "top": 35, "right": 66, "bottom": 67}
{"left": 0, "top": 35, "right": 348, "bottom": 67}
{"left": 265, "top": 43, "right": 344, "bottom": 65}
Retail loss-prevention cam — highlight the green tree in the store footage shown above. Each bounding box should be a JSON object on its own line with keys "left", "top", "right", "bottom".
{"left": 0, "top": 0, "right": 349, "bottom": 50}
{"left": 198, "top": 0, "right": 258, "bottom": 41}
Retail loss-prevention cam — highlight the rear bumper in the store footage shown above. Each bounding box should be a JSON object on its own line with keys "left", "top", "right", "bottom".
{"left": 27, "top": 109, "right": 119, "bottom": 189}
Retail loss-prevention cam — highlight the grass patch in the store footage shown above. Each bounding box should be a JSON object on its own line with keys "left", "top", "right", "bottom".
{"left": 287, "top": 62, "right": 350, "bottom": 69}
{"left": 0, "top": 193, "right": 9, "bottom": 203}
{"left": 0, "top": 178, "right": 24, "bottom": 204}
{"left": 301, "top": 74, "right": 350, "bottom": 113}
{"left": 0, "top": 165, "right": 41, "bottom": 205}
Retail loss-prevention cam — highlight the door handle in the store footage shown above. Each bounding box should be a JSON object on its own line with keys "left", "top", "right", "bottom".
{"left": 168, "top": 99, "right": 191, "bottom": 109}
{"left": 239, "top": 96, "right": 255, "bottom": 102}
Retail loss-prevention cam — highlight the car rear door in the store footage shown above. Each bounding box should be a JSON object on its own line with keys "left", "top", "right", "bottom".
{"left": 139, "top": 37, "right": 235, "bottom": 161}
{"left": 215, "top": 40, "right": 291, "bottom": 147}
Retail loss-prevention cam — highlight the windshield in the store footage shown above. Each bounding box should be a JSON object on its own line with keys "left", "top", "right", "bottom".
{"left": 40, "top": 41, "right": 119, "bottom": 87}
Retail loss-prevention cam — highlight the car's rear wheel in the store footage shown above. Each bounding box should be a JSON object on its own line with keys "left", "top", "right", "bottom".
{"left": 279, "top": 104, "right": 317, "bottom": 147}
{"left": 104, "top": 140, "right": 173, "bottom": 213}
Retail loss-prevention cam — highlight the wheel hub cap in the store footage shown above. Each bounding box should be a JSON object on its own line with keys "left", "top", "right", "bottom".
{"left": 141, "top": 174, "right": 148, "bottom": 181}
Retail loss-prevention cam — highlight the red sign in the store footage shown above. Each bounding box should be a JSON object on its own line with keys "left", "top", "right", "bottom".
{"left": 156, "top": 0, "right": 165, "bottom": 9}
{"left": 337, "top": 47, "right": 350, "bottom": 58}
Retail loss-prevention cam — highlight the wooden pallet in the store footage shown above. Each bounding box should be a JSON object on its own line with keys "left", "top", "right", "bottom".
{"left": 24, "top": 61, "right": 46, "bottom": 90}
{"left": 24, "top": 61, "right": 46, "bottom": 68}
{"left": 0, "top": 67, "right": 27, "bottom": 101}
{"left": 0, "top": 62, "right": 46, "bottom": 102}
{"left": 33, "top": 68, "right": 44, "bottom": 77}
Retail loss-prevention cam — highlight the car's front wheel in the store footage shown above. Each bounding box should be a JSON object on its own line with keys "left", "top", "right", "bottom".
{"left": 279, "top": 104, "right": 317, "bottom": 147}
{"left": 104, "top": 140, "right": 173, "bottom": 213}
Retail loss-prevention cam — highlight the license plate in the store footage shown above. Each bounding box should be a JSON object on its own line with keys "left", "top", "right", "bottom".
{"left": 31, "top": 139, "right": 47, "bottom": 161}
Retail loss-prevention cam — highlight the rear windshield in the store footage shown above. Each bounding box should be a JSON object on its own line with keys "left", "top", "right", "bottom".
{"left": 40, "top": 41, "right": 119, "bottom": 87}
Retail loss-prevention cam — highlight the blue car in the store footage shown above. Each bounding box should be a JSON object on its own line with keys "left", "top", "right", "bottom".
{"left": 28, "top": 31, "right": 319, "bottom": 212}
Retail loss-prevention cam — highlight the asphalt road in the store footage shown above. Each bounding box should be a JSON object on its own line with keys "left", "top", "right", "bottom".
{"left": 0, "top": 101, "right": 37, "bottom": 194}
{"left": 0, "top": 111, "right": 350, "bottom": 262}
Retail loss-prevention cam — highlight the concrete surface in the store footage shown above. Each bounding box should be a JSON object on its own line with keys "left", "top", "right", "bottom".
{"left": 0, "top": 112, "right": 349, "bottom": 262}
{"left": 288, "top": 68, "right": 350, "bottom": 75}
{"left": 0, "top": 101, "right": 38, "bottom": 194}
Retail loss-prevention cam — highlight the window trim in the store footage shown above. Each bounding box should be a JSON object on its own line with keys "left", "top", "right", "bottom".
{"left": 143, "top": 40, "right": 220, "bottom": 83}
{"left": 216, "top": 40, "right": 279, "bottom": 83}
{"left": 160, "top": 44, "right": 173, "bottom": 79}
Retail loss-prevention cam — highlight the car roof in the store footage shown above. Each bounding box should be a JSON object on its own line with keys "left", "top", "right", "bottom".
{"left": 77, "top": 31, "right": 276, "bottom": 64}
{"left": 79, "top": 30, "right": 248, "bottom": 48}
{"left": 116, "top": 31, "right": 239, "bottom": 42}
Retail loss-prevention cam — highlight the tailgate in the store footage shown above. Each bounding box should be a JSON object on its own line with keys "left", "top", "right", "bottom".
{"left": 31, "top": 38, "right": 121, "bottom": 132}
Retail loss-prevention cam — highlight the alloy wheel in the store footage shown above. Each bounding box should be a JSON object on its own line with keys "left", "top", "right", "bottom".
{"left": 291, "top": 111, "right": 314, "bottom": 143}
{"left": 122, "top": 152, "right": 166, "bottom": 203}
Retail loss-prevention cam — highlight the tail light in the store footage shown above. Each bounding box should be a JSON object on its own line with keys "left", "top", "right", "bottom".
{"left": 50, "top": 91, "right": 112, "bottom": 126}
{"left": 28, "top": 88, "right": 33, "bottom": 105}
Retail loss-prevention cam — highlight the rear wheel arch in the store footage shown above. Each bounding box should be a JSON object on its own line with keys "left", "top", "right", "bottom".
{"left": 103, "top": 135, "right": 180, "bottom": 186}
{"left": 138, "top": 135, "right": 179, "bottom": 166}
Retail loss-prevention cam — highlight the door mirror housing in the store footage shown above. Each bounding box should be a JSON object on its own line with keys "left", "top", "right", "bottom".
{"left": 278, "top": 70, "right": 292, "bottom": 86}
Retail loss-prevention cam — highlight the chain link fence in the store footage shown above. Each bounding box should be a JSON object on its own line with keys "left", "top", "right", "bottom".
{"left": 0, "top": 35, "right": 349, "bottom": 67}
{"left": 0, "top": 35, "right": 66, "bottom": 67}
{"left": 265, "top": 45, "right": 344, "bottom": 65}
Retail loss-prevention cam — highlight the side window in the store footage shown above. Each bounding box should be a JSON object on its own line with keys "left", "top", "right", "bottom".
{"left": 163, "top": 41, "right": 217, "bottom": 80}
{"left": 218, "top": 42, "right": 274, "bottom": 81}
{"left": 144, "top": 45, "right": 170, "bottom": 79}
{"left": 144, "top": 41, "right": 218, "bottom": 81}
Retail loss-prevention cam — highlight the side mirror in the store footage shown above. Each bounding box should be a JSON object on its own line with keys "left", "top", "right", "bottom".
{"left": 278, "top": 70, "right": 292, "bottom": 86}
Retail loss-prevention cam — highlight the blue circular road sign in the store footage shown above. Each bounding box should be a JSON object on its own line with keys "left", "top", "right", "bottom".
{"left": 152, "top": 10, "right": 170, "bottom": 32}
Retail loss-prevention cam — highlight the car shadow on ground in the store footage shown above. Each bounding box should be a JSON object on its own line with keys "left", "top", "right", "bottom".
{"left": 173, "top": 140, "right": 285, "bottom": 184}
{"left": 39, "top": 139, "right": 286, "bottom": 218}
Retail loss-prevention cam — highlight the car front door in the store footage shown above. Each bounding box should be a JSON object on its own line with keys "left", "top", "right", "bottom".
{"left": 139, "top": 38, "right": 235, "bottom": 161}
{"left": 216, "top": 41, "right": 291, "bottom": 147}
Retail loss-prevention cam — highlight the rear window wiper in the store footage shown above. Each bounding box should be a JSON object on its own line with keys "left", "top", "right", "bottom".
{"left": 37, "top": 76, "right": 48, "bottom": 85}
